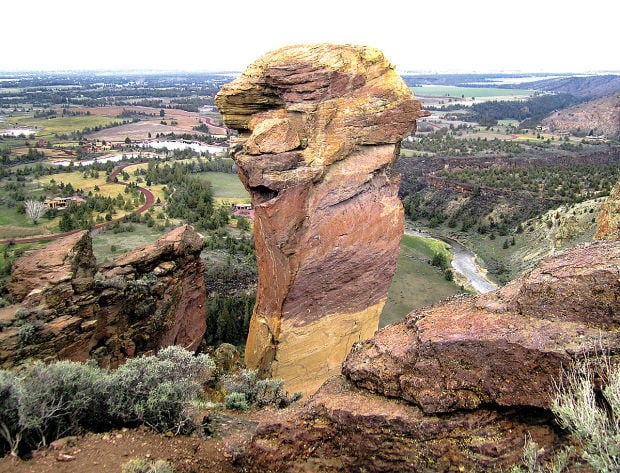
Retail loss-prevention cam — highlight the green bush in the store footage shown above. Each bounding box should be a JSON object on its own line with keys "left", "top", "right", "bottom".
{"left": 512, "top": 355, "right": 620, "bottom": 473}
{"left": 0, "top": 346, "right": 214, "bottom": 456}
{"left": 14, "top": 308, "right": 30, "bottom": 320}
{"left": 224, "top": 392, "right": 250, "bottom": 411}
{"left": 551, "top": 357, "right": 620, "bottom": 472}
{"left": 0, "top": 370, "right": 20, "bottom": 456}
{"left": 17, "top": 360, "right": 109, "bottom": 448}
{"left": 222, "top": 369, "right": 302, "bottom": 409}
{"left": 107, "top": 346, "right": 214, "bottom": 434}
{"left": 17, "top": 323, "right": 36, "bottom": 346}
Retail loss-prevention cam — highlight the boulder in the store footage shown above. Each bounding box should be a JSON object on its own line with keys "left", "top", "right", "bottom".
{"left": 215, "top": 43, "right": 428, "bottom": 395}
{"left": 245, "top": 240, "right": 620, "bottom": 471}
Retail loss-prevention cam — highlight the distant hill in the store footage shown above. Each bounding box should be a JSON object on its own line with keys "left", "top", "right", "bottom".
{"left": 542, "top": 92, "right": 620, "bottom": 138}
{"left": 518, "top": 75, "right": 620, "bottom": 99}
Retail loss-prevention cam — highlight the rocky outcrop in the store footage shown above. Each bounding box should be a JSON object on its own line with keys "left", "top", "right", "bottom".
{"left": 215, "top": 43, "right": 428, "bottom": 395}
{"left": 8, "top": 230, "right": 96, "bottom": 306}
{"left": 0, "top": 225, "right": 207, "bottom": 368}
{"left": 244, "top": 240, "right": 620, "bottom": 471}
{"left": 596, "top": 177, "right": 620, "bottom": 240}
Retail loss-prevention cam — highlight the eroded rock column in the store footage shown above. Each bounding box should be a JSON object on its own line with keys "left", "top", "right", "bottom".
{"left": 215, "top": 43, "right": 428, "bottom": 394}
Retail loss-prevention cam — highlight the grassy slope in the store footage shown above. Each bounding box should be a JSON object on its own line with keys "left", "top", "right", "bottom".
{"left": 379, "top": 234, "right": 461, "bottom": 328}
{"left": 195, "top": 172, "right": 249, "bottom": 203}
{"left": 91, "top": 224, "right": 166, "bottom": 263}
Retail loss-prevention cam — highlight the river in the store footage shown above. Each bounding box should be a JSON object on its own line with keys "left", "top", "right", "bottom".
{"left": 406, "top": 227, "right": 498, "bottom": 293}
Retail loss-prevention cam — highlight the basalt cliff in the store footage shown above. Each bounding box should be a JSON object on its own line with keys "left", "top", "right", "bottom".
{"left": 0, "top": 225, "right": 206, "bottom": 368}
{"left": 215, "top": 43, "right": 428, "bottom": 394}
{"left": 244, "top": 240, "right": 620, "bottom": 471}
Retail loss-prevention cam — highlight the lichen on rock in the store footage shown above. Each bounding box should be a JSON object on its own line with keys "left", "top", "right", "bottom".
{"left": 215, "top": 43, "right": 428, "bottom": 395}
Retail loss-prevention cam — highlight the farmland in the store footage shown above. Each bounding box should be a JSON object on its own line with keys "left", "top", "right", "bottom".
{"left": 412, "top": 85, "right": 536, "bottom": 99}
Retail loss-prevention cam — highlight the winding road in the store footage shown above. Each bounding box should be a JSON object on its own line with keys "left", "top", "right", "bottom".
{"left": 0, "top": 163, "right": 155, "bottom": 245}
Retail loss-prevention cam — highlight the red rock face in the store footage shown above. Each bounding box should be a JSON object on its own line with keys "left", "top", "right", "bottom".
{"left": 215, "top": 44, "right": 428, "bottom": 395}
{"left": 244, "top": 240, "right": 620, "bottom": 471}
{"left": 596, "top": 178, "right": 620, "bottom": 240}
{"left": 1, "top": 225, "right": 206, "bottom": 368}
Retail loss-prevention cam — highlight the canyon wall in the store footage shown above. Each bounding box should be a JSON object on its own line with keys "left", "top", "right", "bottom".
{"left": 0, "top": 225, "right": 206, "bottom": 368}
{"left": 215, "top": 43, "right": 428, "bottom": 394}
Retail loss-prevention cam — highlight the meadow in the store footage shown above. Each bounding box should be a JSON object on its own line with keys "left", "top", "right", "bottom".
{"left": 12, "top": 115, "right": 123, "bottom": 139}
{"left": 379, "top": 233, "right": 460, "bottom": 327}
{"left": 195, "top": 171, "right": 250, "bottom": 203}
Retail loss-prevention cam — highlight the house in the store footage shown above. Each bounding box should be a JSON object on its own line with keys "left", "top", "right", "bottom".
{"left": 44, "top": 195, "right": 87, "bottom": 210}
{"left": 231, "top": 203, "right": 254, "bottom": 220}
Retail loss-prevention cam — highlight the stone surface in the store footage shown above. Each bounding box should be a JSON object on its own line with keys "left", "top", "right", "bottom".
{"left": 245, "top": 240, "right": 620, "bottom": 471}
{"left": 215, "top": 43, "right": 428, "bottom": 395}
{"left": 596, "top": 177, "right": 620, "bottom": 240}
{"left": 1, "top": 225, "right": 207, "bottom": 368}
{"left": 8, "top": 230, "right": 96, "bottom": 304}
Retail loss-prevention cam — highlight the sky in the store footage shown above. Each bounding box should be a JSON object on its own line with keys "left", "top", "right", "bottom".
{"left": 2, "top": 0, "right": 617, "bottom": 74}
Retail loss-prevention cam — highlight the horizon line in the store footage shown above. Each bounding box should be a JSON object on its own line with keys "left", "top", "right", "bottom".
{"left": 1, "top": 68, "right": 619, "bottom": 76}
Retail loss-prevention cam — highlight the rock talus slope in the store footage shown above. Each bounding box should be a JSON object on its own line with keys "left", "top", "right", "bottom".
{"left": 0, "top": 225, "right": 206, "bottom": 368}
{"left": 215, "top": 43, "right": 428, "bottom": 395}
{"left": 244, "top": 240, "right": 620, "bottom": 471}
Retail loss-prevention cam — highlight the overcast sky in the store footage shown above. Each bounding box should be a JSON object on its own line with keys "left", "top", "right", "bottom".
{"left": 2, "top": 0, "right": 617, "bottom": 73}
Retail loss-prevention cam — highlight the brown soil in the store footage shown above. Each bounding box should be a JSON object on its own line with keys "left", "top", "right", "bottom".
{"left": 0, "top": 409, "right": 278, "bottom": 473}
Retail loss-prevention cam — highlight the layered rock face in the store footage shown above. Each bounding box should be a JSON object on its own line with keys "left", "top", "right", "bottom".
{"left": 596, "top": 177, "right": 620, "bottom": 240}
{"left": 244, "top": 241, "right": 620, "bottom": 471}
{"left": 215, "top": 43, "right": 428, "bottom": 394}
{"left": 0, "top": 225, "right": 206, "bottom": 368}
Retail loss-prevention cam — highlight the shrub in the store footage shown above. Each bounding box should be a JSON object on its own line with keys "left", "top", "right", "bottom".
{"left": 17, "top": 323, "right": 36, "bottom": 346}
{"left": 17, "top": 360, "right": 109, "bottom": 448}
{"left": 0, "top": 370, "right": 20, "bottom": 456}
{"left": 222, "top": 369, "right": 302, "bottom": 409}
{"left": 0, "top": 346, "right": 213, "bottom": 456}
{"left": 107, "top": 346, "right": 214, "bottom": 434}
{"left": 122, "top": 458, "right": 174, "bottom": 473}
{"left": 511, "top": 354, "right": 620, "bottom": 472}
{"left": 224, "top": 392, "right": 250, "bottom": 411}
{"left": 14, "top": 308, "right": 30, "bottom": 320}
{"left": 551, "top": 356, "right": 620, "bottom": 472}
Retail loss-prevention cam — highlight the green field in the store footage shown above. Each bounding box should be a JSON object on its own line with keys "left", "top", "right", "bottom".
{"left": 379, "top": 234, "right": 460, "bottom": 328}
{"left": 195, "top": 172, "right": 249, "bottom": 201}
{"left": 91, "top": 224, "right": 167, "bottom": 263}
{"left": 13, "top": 116, "right": 122, "bottom": 138}
{"left": 412, "top": 85, "right": 536, "bottom": 99}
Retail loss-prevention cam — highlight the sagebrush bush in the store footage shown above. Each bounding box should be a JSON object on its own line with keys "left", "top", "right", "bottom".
{"left": 0, "top": 346, "right": 214, "bottom": 456}
{"left": 107, "top": 346, "right": 214, "bottom": 434}
{"left": 17, "top": 360, "right": 109, "bottom": 447}
{"left": 222, "top": 369, "right": 301, "bottom": 409}
{"left": 512, "top": 355, "right": 620, "bottom": 473}
{"left": 17, "top": 323, "right": 36, "bottom": 346}
{"left": 122, "top": 458, "right": 174, "bottom": 473}
{"left": 224, "top": 392, "right": 250, "bottom": 411}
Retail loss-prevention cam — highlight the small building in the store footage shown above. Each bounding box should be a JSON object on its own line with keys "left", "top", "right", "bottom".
{"left": 231, "top": 203, "right": 254, "bottom": 220}
{"left": 44, "top": 195, "right": 87, "bottom": 210}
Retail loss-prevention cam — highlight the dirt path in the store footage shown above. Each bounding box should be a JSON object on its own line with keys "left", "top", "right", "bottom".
{"left": 0, "top": 410, "right": 268, "bottom": 473}
{"left": 0, "top": 164, "right": 155, "bottom": 245}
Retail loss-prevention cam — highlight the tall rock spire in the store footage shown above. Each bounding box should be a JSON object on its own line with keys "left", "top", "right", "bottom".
{"left": 216, "top": 43, "right": 428, "bottom": 394}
